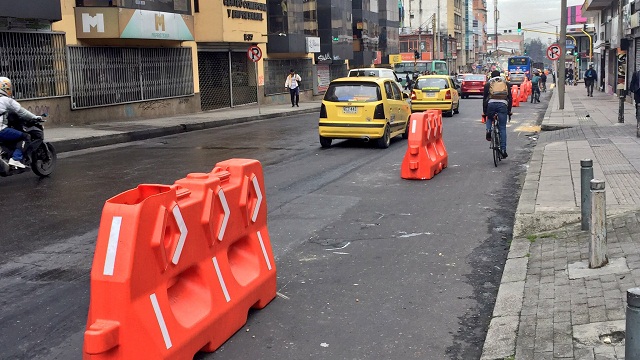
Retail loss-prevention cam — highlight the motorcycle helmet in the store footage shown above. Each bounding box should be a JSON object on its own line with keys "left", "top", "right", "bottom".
{"left": 0, "top": 77, "right": 12, "bottom": 97}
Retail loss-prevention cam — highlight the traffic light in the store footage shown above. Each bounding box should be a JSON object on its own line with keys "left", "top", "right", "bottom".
{"left": 517, "top": 22, "right": 521, "bottom": 34}
{"left": 414, "top": 50, "right": 420, "bottom": 60}
{"left": 332, "top": 36, "right": 339, "bottom": 42}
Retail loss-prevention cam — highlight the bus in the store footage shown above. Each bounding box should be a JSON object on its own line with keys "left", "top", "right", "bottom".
{"left": 507, "top": 56, "right": 532, "bottom": 78}
{"left": 394, "top": 60, "right": 449, "bottom": 87}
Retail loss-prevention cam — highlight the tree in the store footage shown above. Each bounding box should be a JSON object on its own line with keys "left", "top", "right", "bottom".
{"left": 524, "top": 38, "right": 546, "bottom": 64}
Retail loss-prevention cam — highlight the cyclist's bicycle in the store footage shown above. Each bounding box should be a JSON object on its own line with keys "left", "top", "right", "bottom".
{"left": 486, "top": 113, "right": 511, "bottom": 167}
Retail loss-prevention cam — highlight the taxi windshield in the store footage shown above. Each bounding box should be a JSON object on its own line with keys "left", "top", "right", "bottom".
{"left": 324, "top": 83, "right": 381, "bottom": 102}
{"left": 415, "top": 78, "right": 448, "bottom": 90}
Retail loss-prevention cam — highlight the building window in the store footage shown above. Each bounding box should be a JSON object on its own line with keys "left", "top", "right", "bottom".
{"left": 0, "top": 32, "right": 68, "bottom": 100}
{"left": 67, "top": 46, "right": 193, "bottom": 109}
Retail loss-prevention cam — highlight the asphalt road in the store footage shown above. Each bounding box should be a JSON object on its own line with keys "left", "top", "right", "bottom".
{"left": 0, "top": 93, "right": 549, "bottom": 359}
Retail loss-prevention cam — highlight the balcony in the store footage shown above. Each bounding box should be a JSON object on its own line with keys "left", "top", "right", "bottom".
{"left": 583, "top": 0, "right": 614, "bottom": 11}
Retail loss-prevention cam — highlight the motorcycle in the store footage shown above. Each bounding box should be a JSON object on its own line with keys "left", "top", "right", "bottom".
{"left": 0, "top": 113, "right": 57, "bottom": 177}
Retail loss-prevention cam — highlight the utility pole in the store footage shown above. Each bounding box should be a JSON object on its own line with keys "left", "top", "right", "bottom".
{"left": 494, "top": 0, "right": 498, "bottom": 55}
{"left": 432, "top": 14, "right": 437, "bottom": 61}
{"left": 618, "top": 0, "right": 625, "bottom": 123}
{"left": 558, "top": 0, "right": 567, "bottom": 110}
{"left": 437, "top": 0, "right": 441, "bottom": 59}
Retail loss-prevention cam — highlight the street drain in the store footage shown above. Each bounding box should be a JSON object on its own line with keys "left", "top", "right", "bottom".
{"left": 599, "top": 331, "right": 625, "bottom": 345}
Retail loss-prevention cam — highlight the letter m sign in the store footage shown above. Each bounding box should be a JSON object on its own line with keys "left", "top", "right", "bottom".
{"left": 82, "top": 13, "right": 105, "bottom": 33}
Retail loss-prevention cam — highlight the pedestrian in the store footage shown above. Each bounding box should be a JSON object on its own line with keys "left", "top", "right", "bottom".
{"left": 584, "top": 64, "right": 597, "bottom": 97}
{"left": 405, "top": 73, "right": 413, "bottom": 90}
{"left": 284, "top": 69, "right": 301, "bottom": 107}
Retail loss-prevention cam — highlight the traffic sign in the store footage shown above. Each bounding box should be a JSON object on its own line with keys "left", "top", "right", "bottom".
{"left": 389, "top": 54, "right": 402, "bottom": 64}
{"left": 247, "top": 45, "right": 262, "bottom": 62}
{"left": 471, "top": 64, "right": 477, "bottom": 70}
{"left": 547, "top": 44, "right": 561, "bottom": 61}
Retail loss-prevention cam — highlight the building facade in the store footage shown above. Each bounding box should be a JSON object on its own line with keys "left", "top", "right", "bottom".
{"left": 0, "top": 0, "right": 407, "bottom": 125}
{"left": 401, "top": 0, "right": 466, "bottom": 72}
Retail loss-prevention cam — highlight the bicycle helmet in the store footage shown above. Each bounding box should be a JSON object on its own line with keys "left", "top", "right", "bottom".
{"left": 0, "top": 77, "right": 12, "bottom": 97}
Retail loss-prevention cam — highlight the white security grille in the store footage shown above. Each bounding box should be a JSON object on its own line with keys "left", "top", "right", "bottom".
{"left": 0, "top": 31, "right": 68, "bottom": 100}
{"left": 67, "top": 46, "right": 193, "bottom": 109}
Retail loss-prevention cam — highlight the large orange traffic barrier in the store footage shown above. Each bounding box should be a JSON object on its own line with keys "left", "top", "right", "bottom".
{"left": 83, "top": 159, "right": 276, "bottom": 359}
{"left": 519, "top": 84, "right": 527, "bottom": 103}
{"left": 511, "top": 85, "right": 520, "bottom": 107}
{"left": 401, "top": 109, "right": 448, "bottom": 180}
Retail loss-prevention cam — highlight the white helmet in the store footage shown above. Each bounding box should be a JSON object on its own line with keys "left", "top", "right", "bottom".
{"left": 0, "top": 77, "right": 12, "bottom": 97}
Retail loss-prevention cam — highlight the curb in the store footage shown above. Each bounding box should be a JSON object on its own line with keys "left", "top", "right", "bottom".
{"left": 50, "top": 107, "right": 319, "bottom": 153}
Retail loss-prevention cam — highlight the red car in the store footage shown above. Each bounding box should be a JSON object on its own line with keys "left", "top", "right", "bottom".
{"left": 460, "top": 74, "right": 487, "bottom": 99}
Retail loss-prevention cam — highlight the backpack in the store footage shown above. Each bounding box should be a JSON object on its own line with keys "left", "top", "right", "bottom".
{"left": 489, "top": 77, "right": 509, "bottom": 100}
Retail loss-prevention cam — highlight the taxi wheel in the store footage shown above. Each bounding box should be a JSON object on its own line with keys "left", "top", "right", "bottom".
{"left": 377, "top": 125, "right": 391, "bottom": 149}
{"left": 319, "top": 136, "right": 332, "bottom": 148}
{"left": 402, "top": 118, "right": 410, "bottom": 139}
{"left": 453, "top": 102, "right": 460, "bottom": 114}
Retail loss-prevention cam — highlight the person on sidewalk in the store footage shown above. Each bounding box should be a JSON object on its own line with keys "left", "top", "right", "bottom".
{"left": 584, "top": 64, "right": 598, "bottom": 97}
{"left": 0, "top": 77, "right": 41, "bottom": 169}
{"left": 482, "top": 70, "right": 513, "bottom": 158}
{"left": 540, "top": 71, "right": 547, "bottom": 92}
{"left": 284, "top": 69, "right": 302, "bottom": 107}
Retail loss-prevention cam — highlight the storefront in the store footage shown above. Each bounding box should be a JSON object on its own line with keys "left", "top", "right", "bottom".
{"left": 195, "top": 1, "right": 267, "bottom": 110}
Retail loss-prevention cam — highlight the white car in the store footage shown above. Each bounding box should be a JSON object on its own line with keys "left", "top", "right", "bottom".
{"left": 348, "top": 68, "right": 404, "bottom": 91}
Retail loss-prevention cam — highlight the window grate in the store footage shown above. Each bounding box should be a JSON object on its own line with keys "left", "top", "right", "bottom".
{"left": 67, "top": 46, "right": 193, "bottom": 109}
{"left": 0, "top": 31, "right": 69, "bottom": 100}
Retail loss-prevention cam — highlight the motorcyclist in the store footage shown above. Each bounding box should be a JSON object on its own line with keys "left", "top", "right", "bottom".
{"left": 0, "top": 77, "right": 42, "bottom": 169}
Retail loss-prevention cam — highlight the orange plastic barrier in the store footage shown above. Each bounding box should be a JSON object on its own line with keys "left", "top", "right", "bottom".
{"left": 519, "top": 84, "right": 527, "bottom": 103}
{"left": 511, "top": 85, "right": 520, "bottom": 107}
{"left": 401, "top": 109, "right": 448, "bottom": 180}
{"left": 83, "top": 159, "right": 276, "bottom": 359}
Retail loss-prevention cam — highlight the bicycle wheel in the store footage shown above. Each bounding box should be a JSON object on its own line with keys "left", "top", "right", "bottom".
{"left": 492, "top": 128, "right": 500, "bottom": 167}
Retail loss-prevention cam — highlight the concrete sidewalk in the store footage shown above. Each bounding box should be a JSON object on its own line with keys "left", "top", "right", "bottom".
{"left": 482, "top": 85, "right": 640, "bottom": 359}
{"left": 44, "top": 101, "right": 321, "bottom": 153}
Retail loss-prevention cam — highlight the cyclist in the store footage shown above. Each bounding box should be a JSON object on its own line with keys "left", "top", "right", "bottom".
{"left": 483, "top": 70, "right": 512, "bottom": 158}
{"left": 531, "top": 71, "right": 541, "bottom": 103}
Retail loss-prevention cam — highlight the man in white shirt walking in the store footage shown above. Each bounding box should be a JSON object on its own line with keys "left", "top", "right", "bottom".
{"left": 285, "top": 69, "right": 301, "bottom": 107}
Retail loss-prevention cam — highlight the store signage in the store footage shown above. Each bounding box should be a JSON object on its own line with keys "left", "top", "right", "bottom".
{"left": 223, "top": 0, "right": 266, "bottom": 21}
{"left": 306, "top": 37, "right": 321, "bottom": 53}
{"left": 75, "top": 7, "right": 194, "bottom": 40}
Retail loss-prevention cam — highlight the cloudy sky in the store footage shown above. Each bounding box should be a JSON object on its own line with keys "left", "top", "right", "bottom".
{"left": 487, "top": 0, "right": 586, "bottom": 42}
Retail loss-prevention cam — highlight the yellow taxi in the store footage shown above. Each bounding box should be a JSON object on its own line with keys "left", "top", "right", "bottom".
{"left": 410, "top": 75, "right": 460, "bottom": 116}
{"left": 319, "top": 77, "right": 411, "bottom": 148}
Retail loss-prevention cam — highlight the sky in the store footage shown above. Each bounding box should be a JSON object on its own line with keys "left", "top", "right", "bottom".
{"left": 486, "top": 0, "right": 586, "bottom": 43}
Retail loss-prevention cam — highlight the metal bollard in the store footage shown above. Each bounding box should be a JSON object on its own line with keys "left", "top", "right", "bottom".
{"left": 626, "top": 288, "right": 640, "bottom": 359}
{"left": 589, "top": 179, "right": 607, "bottom": 268}
{"left": 581, "top": 159, "right": 594, "bottom": 231}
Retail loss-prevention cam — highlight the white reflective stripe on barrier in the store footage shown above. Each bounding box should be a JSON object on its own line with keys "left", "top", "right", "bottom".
{"left": 251, "top": 176, "right": 263, "bottom": 223}
{"left": 411, "top": 119, "right": 417, "bottom": 134}
{"left": 150, "top": 293, "right": 172, "bottom": 349}
{"left": 103, "top": 216, "right": 122, "bottom": 276}
{"left": 171, "top": 205, "right": 189, "bottom": 265}
{"left": 212, "top": 257, "right": 231, "bottom": 302}
{"left": 257, "top": 231, "right": 272, "bottom": 271}
{"left": 218, "top": 189, "right": 230, "bottom": 241}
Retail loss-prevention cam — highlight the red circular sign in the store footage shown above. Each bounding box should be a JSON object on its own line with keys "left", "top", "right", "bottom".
{"left": 247, "top": 45, "right": 262, "bottom": 62}
{"left": 547, "top": 44, "right": 561, "bottom": 61}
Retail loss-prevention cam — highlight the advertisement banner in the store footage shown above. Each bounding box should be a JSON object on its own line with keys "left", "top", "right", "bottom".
{"left": 316, "top": 65, "right": 331, "bottom": 93}
{"left": 306, "top": 37, "right": 321, "bottom": 53}
{"left": 120, "top": 9, "right": 194, "bottom": 40}
{"left": 75, "top": 7, "right": 194, "bottom": 40}
{"left": 617, "top": 49, "right": 627, "bottom": 91}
